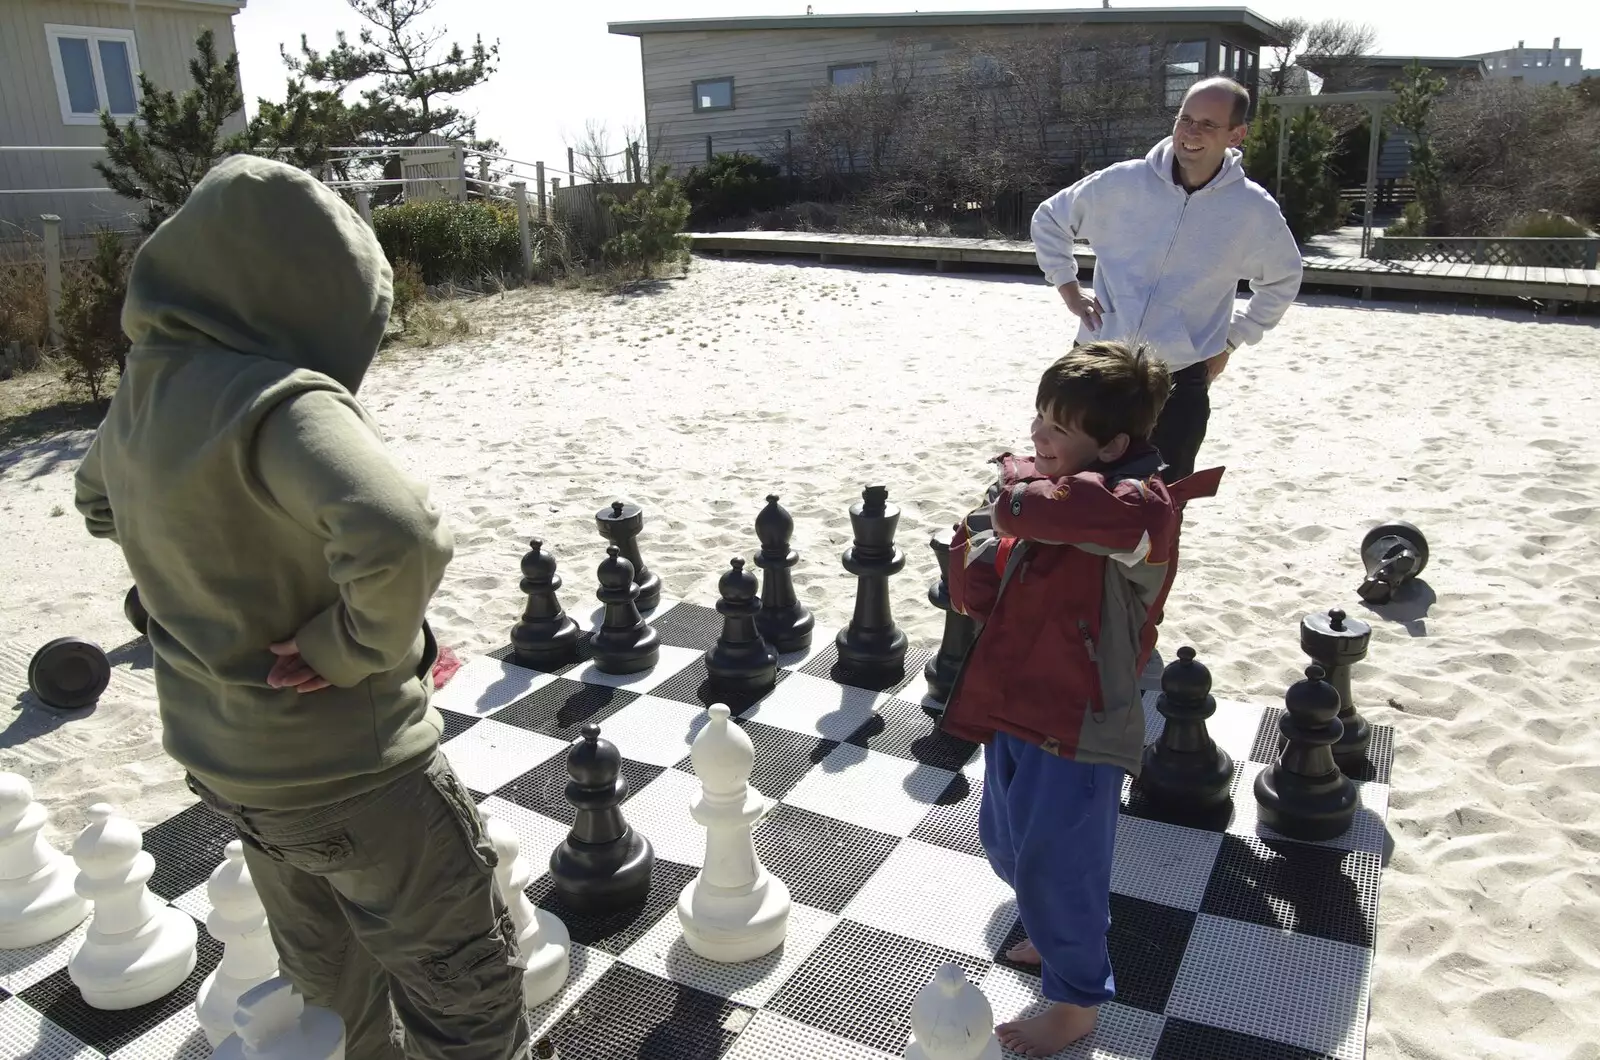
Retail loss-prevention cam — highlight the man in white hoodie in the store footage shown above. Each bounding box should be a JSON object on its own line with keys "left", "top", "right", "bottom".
{"left": 1031, "top": 77, "right": 1302, "bottom": 483}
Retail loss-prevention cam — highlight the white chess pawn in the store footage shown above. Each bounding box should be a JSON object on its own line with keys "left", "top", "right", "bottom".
{"left": 197, "top": 841, "right": 281, "bottom": 1046}
{"left": 904, "top": 963, "right": 1002, "bottom": 1060}
{"left": 68, "top": 803, "right": 198, "bottom": 1009}
{"left": 480, "top": 805, "right": 570, "bottom": 1007}
{"left": 209, "top": 975, "right": 345, "bottom": 1060}
{"left": 676, "top": 703, "right": 791, "bottom": 962}
{"left": 0, "top": 772, "right": 91, "bottom": 949}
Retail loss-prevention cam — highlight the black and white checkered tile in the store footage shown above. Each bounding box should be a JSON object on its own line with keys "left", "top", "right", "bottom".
{"left": 1, "top": 597, "right": 1392, "bottom": 1059}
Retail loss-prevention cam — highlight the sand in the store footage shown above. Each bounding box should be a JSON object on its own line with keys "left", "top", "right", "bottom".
{"left": 2, "top": 257, "right": 1597, "bottom": 1059}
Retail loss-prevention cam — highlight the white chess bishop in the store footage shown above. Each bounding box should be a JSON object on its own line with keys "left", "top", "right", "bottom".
{"left": 197, "top": 841, "right": 281, "bottom": 1046}
{"left": 68, "top": 803, "right": 198, "bottom": 1009}
{"left": 0, "top": 772, "right": 91, "bottom": 950}
{"left": 209, "top": 975, "right": 345, "bottom": 1060}
{"left": 481, "top": 805, "right": 570, "bottom": 1007}
{"left": 904, "top": 963, "right": 1002, "bottom": 1060}
{"left": 677, "top": 703, "right": 791, "bottom": 963}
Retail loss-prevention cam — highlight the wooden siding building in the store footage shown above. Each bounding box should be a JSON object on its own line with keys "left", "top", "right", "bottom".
{"left": 609, "top": 7, "right": 1288, "bottom": 176}
{"left": 1, "top": 0, "right": 247, "bottom": 247}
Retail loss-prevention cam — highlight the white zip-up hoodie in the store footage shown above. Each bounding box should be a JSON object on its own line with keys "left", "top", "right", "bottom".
{"left": 1031, "top": 137, "right": 1303, "bottom": 372}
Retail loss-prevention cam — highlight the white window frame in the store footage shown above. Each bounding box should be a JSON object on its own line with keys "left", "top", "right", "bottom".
{"left": 44, "top": 23, "right": 141, "bottom": 126}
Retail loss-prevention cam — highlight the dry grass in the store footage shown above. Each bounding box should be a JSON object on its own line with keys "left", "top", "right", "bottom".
{"left": 0, "top": 357, "right": 108, "bottom": 452}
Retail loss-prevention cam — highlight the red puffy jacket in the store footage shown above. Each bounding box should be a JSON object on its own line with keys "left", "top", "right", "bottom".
{"left": 939, "top": 447, "right": 1222, "bottom": 775}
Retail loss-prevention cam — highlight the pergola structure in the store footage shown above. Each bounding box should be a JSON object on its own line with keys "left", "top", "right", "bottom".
{"left": 1268, "top": 90, "right": 1399, "bottom": 258}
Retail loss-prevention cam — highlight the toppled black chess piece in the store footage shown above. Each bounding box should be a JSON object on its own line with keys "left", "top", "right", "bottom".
{"left": 1253, "top": 664, "right": 1358, "bottom": 841}
{"left": 1358, "top": 520, "right": 1429, "bottom": 605}
{"left": 836, "top": 485, "right": 908, "bottom": 680}
{"left": 1137, "top": 646, "right": 1234, "bottom": 812}
{"left": 123, "top": 586, "right": 148, "bottom": 636}
{"left": 705, "top": 557, "right": 778, "bottom": 695}
{"left": 549, "top": 725, "right": 654, "bottom": 912}
{"left": 510, "top": 539, "right": 581, "bottom": 671}
{"left": 589, "top": 545, "right": 659, "bottom": 674}
{"left": 596, "top": 500, "right": 661, "bottom": 613}
{"left": 1301, "top": 608, "right": 1371, "bottom": 774}
{"left": 28, "top": 637, "right": 111, "bottom": 712}
{"left": 753, "top": 494, "right": 814, "bottom": 655}
{"left": 923, "top": 525, "right": 975, "bottom": 706}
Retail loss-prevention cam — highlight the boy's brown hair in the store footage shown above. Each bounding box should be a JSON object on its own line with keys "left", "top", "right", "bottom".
{"left": 1036, "top": 341, "right": 1171, "bottom": 445}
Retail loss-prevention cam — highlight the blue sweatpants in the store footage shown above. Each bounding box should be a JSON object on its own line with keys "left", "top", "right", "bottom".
{"left": 979, "top": 731, "right": 1122, "bottom": 1007}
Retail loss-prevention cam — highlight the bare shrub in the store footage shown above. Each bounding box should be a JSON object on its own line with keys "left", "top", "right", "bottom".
{"left": 1428, "top": 80, "right": 1600, "bottom": 236}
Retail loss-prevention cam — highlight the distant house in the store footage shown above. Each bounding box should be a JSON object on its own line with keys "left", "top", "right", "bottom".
{"left": 0, "top": 0, "right": 248, "bottom": 246}
{"left": 1469, "top": 38, "right": 1595, "bottom": 88}
{"left": 608, "top": 7, "right": 1287, "bottom": 176}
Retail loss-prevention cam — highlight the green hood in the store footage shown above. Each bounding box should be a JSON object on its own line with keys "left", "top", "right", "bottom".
{"left": 122, "top": 153, "right": 393, "bottom": 393}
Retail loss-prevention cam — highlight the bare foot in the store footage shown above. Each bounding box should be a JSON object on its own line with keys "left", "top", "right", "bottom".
{"left": 1004, "top": 937, "right": 1041, "bottom": 964}
{"left": 996, "top": 1003, "right": 1098, "bottom": 1057}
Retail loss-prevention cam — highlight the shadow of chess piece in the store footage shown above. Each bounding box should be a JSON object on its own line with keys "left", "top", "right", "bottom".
{"left": 1253, "top": 665, "right": 1357, "bottom": 842}
{"left": 753, "top": 495, "right": 814, "bottom": 654}
{"left": 1137, "top": 646, "right": 1234, "bottom": 813}
{"left": 836, "top": 485, "right": 908, "bottom": 680}
{"left": 1301, "top": 608, "right": 1372, "bottom": 774}
{"left": 123, "top": 586, "right": 148, "bottom": 637}
{"left": 510, "top": 539, "right": 580, "bottom": 671}
{"left": 923, "top": 524, "right": 976, "bottom": 708}
{"left": 1358, "top": 520, "right": 1429, "bottom": 605}
{"left": 28, "top": 638, "right": 111, "bottom": 712}
{"left": 590, "top": 546, "right": 659, "bottom": 675}
{"left": 549, "top": 725, "right": 654, "bottom": 912}
{"left": 597, "top": 500, "right": 661, "bottom": 613}
{"left": 705, "top": 558, "right": 778, "bottom": 696}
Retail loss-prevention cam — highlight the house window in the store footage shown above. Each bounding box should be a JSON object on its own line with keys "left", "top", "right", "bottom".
{"left": 1165, "top": 41, "right": 1206, "bottom": 106}
{"left": 829, "top": 62, "right": 874, "bottom": 87}
{"left": 45, "top": 24, "right": 139, "bottom": 125}
{"left": 693, "top": 77, "right": 734, "bottom": 112}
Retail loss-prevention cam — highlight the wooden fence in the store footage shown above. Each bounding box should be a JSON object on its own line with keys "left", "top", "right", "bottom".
{"left": 1371, "top": 236, "right": 1600, "bottom": 269}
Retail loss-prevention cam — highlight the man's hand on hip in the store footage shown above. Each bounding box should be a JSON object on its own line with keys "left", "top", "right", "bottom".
{"left": 1205, "top": 348, "right": 1232, "bottom": 382}
{"left": 1056, "top": 283, "right": 1104, "bottom": 331}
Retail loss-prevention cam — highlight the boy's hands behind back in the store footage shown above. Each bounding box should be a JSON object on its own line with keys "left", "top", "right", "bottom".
{"left": 267, "top": 639, "right": 331, "bottom": 693}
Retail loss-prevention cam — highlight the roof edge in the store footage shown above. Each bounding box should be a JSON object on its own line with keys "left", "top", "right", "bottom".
{"left": 609, "top": 7, "right": 1286, "bottom": 43}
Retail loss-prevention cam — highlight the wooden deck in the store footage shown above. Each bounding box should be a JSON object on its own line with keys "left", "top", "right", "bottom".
{"left": 688, "top": 231, "right": 1600, "bottom": 305}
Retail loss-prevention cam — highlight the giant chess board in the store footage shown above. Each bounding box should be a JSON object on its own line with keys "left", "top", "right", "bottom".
{"left": 0, "top": 597, "right": 1392, "bottom": 1059}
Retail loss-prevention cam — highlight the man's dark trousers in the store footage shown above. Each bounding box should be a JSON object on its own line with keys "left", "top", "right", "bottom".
{"left": 1152, "top": 362, "right": 1210, "bottom": 483}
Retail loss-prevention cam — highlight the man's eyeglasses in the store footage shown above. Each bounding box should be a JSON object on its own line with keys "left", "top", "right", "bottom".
{"left": 1176, "top": 115, "right": 1229, "bottom": 134}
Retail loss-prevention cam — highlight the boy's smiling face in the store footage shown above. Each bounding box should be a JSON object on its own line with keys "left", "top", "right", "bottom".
{"left": 1031, "top": 408, "right": 1129, "bottom": 478}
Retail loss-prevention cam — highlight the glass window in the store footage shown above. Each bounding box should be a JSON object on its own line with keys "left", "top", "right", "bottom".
{"left": 57, "top": 36, "right": 99, "bottom": 114}
{"left": 830, "top": 63, "right": 874, "bottom": 87}
{"left": 693, "top": 78, "right": 733, "bottom": 111}
{"left": 1165, "top": 40, "right": 1205, "bottom": 106}
{"left": 46, "top": 24, "right": 139, "bottom": 123}
{"left": 98, "top": 39, "right": 137, "bottom": 114}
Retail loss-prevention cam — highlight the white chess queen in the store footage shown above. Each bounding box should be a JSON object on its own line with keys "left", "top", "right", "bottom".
{"left": 677, "top": 704, "right": 791, "bottom": 962}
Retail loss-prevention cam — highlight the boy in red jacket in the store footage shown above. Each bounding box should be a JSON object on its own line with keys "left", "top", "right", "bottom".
{"left": 941, "top": 341, "right": 1222, "bottom": 1055}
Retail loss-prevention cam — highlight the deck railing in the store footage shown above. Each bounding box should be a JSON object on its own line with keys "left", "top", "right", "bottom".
{"left": 1371, "top": 235, "right": 1600, "bottom": 269}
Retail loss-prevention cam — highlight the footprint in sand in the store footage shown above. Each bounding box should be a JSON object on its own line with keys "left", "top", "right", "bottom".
{"left": 1519, "top": 485, "right": 1591, "bottom": 504}
{"left": 1552, "top": 507, "right": 1598, "bottom": 525}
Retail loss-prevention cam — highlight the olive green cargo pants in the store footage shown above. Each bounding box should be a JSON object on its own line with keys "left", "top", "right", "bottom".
{"left": 188, "top": 752, "right": 530, "bottom": 1060}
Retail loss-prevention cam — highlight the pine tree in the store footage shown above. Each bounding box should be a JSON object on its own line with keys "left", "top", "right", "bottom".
{"left": 94, "top": 29, "right": 258, "bottom": 233}
{"left": 284, "top": 0, "right": 499, "bottom": 151}
{"left": 1388, "top": 60, "right": 1450, "bottom": 235}
{"left": 1242, "top": 98, "right": 1342, "bottom": 242}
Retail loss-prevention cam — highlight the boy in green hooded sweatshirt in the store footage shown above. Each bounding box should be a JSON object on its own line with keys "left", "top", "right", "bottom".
{"left": 73, "top": 156, "right": 529, "bottom": 1060}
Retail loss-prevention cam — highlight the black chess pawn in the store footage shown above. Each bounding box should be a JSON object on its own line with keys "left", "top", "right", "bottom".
{"left": 28, "top": 637, "right": 111, "bottom": 711}
{"left": 510, "top": 539, "right": 580, "bottom": 671}
{"left": 705, "top": 557, "right": 778, "bottom": 695}
{"left": 548, "top": 725, "right": 654, "bottom": 912}
{"left": 596, "top": 500, "right": 662, "bottom": 613}
{"left": 1301, "top": 608, "right": 1372, "bottom": 773}
{"left": 923, "top": 525, "right": 976, "bottom": 706}
{"left": 753, "top": 494, "right": 814, "bottom": 654}
{"left": 1137, "top": 646, "right": 1234, "bottom": 811}
{"left": 589, "top": 546, "right": 659, "bottom": 674}
{"left": 1253, "top": 664, "right": 1358, "bottom": 841}
{"left": 1357, "top": 520, "right": 1429, "bottom": 605}
{"left": 123, "top": 585, "right": 149, "bottom": 636}
{"left": 836, "top": 485, "right": 908, "bottom": 680}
